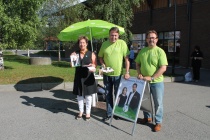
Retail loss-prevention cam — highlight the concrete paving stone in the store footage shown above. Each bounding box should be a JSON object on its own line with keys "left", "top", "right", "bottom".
{"left": 0, "top": 84, "right": 16, "bottom": 92}
{"left": 64, "top": 82, "right": 74, "bottom": 90}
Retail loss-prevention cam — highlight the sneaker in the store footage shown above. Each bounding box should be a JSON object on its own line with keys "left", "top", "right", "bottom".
{"left": 102, "top": 116, "right": 111, "bottom": 122}
{"left": 154, "top": 124, "right": 161, "bottom": 132}
{"left": 137, "top": 118, "right": 152, "bottom": 124}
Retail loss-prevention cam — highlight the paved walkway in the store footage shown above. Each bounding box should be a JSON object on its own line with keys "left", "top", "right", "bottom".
{"left": 0, "top": 68, "right": 210, "bottom": 140}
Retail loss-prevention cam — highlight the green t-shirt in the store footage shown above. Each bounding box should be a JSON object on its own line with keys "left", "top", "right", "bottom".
{"left": 98, "top": 39, "right": 129, "bottom": 76}
{"left": 135, "top": 46, "right": 168, "bottom": 83}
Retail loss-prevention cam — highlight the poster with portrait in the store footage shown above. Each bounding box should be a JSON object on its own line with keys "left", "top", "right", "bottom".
{"left": 113, "top": 77, "right": 146, "bottom": 122}
{"left": 70, "top": 53, "right": 81, "bottom": 67}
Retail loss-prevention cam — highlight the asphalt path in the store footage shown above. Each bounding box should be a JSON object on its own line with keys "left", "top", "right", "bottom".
{"left": 0, "top": 72, "right": 210, "bottom": 140}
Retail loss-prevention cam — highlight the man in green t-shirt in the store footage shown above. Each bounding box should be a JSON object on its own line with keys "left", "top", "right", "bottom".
{"left": 135, "top": 30, "right": 168, "bottom": 132}
{"left": 98, "top": 27, "right": 130, "bottom": 121}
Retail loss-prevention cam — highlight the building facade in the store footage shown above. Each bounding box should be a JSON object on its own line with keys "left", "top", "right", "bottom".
{"left": 130, "top": 0, "right": 210, "bottom": 69}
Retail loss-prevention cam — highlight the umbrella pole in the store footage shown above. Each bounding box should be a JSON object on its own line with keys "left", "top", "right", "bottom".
{"left": 90, "top": 39, "right": 93, "bottom": 52}
{"left": 89, "top": 27, "right": 94, "bottom": 52}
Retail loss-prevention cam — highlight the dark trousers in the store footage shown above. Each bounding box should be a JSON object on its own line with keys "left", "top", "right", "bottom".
{"left": 129, "top": 58, "right": 134, "bottom": 69}
{"left": 192, "top": 66, "right": 200, "bottom": 80}
{"left": 103, "top": 75, "right": 121, "bottom": 117}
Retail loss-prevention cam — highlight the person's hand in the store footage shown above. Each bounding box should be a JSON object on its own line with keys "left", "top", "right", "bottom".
{"left": 137, "top": 74, "right": 144, "bottom": 80}
{"left": 101, "top": 63, "right": 106, "bottom": 68}
{"left": 142, "top": 76, "right": 152, "bottom": 81}
{"left": 70, "top": 52, "right": 76, "bottom": 56}
{"left": 124, "top": 73, "right": 130, "bottom": 80}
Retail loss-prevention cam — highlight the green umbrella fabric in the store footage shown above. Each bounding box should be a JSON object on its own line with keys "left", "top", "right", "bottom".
{"left": 57, "top": 19, "right": 125, "bottom": 42}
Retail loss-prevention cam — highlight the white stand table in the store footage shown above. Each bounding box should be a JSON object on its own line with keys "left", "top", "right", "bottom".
{"left": 92, "top": 75, "right": 103, "bottom": 107}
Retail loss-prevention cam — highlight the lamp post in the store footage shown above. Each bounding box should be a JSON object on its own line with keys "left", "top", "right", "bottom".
{"left": 171, "top": 0, "right": 177, "bottom": 75}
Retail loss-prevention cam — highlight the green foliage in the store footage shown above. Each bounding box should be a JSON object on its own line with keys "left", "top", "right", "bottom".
{"left": 37, "top": 0, "right": 86, "bottom": 51}
{"left": 85, "top": 0, "right": 144, "bottom": 43}
{"left": 38, "top": 0, "right": 144, "bottom": 46}
{"left": 0, "top": 0, "right": 46, "bottom": 50}
{"left": 0, "top": 0, "right": 145, "bottom": 50}
{"left": 38, "top": 0, "right": 90, "bottom": 43}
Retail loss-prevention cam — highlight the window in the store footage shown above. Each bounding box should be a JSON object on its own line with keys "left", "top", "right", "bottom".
{"left": 131, "top": 33, "right": 146, "bottom": 53}
{"left": 158, "top": 31, "right": 181, "bottom": 52}
{"left": 157, "top": 31, "right": 181, "bottom": 64}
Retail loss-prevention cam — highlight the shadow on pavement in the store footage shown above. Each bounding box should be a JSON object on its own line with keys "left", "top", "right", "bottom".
{"left": 52, "top": 89, "right": 107, "bottom": 121}
{"left": 206, "top": 106, "right": 210, "bottom": 108}
{"left": 20, "top": 95, "right": 78, "bottom": 116}
{"left": 14, "top": 76, "right": 64, "bottom": 92}
{"left": 20, "top": 89, "right": 106, "bottom": 122}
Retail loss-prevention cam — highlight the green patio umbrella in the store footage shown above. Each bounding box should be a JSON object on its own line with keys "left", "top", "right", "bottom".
{"left": 57, "top": 19, "right": 125, "bottom": 51}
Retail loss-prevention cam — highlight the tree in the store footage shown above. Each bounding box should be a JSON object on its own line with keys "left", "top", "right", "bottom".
{"left": 0, "top": 0, "right": 46, "bottom": 53}
{"left": 38, "top": 0, "right": 90, "bottom": 61}
{"left": 38, "top": 0, "right": 90, "bottom": 42}
{"left": 84, "top": 0, "right": 144, "bottom": 43}
{"left": 37, "top": 0, "right": 144, "bottom": 60}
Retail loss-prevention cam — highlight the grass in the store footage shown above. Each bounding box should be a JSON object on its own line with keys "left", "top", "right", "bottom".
{"left": 0, "top": 54, "right": 74, "bottom": 84}
{"left": 114, "top": 106, "right": 137, "bottom": 120}
{"left": 0, "top": 52, "right": 180, "bottom": 85}
{"left": 0, "top": 54, "right": 138, "bottom": 85}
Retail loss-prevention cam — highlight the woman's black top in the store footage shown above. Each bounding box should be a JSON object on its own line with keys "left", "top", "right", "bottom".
{"left": 118, "top": 94, "right": 127, "bottom": 107}
{"left": 73, "top": 51, "right": 97, "bottom": 96}
{"left": 191, "top": 51, "right": 203, "bottom": 67}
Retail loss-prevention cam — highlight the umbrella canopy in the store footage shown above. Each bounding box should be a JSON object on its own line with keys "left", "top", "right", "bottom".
{"left": 57, "top": 19, "right": 125, "bottom": 51}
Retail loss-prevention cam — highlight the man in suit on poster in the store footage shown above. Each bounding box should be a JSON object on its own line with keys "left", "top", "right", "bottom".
{"left": 123, "top": 83, "right": 140, "bottom": 113}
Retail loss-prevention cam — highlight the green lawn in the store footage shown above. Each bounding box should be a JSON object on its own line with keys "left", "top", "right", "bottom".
{"left": 0, "top": 54, "right": 138, "bottom": 85}
{"left": 0, "top": 54, "right": 74, "bottom": 84}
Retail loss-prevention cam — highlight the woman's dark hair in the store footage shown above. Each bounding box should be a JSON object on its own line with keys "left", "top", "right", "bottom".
{"left": 77, "top": 36, "right": 89, "bottom": 44}
{"left": 194, "top": 45, "right": 200, "bottom": 51}
{"left": 122, "top": 87, "right": 127, "bottom": 92}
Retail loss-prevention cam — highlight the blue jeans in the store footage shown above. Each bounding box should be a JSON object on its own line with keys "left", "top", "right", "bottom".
{"left": 103, "top": 75, "right": 121, "bottom": 117}
{"left": 143, "top": 82, "right": 164, "bottom": 124}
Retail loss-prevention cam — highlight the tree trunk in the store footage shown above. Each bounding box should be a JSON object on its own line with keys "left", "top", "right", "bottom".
{"left": 58, "top": 42, "right": 61, "bottom": 61}
{"left": 0, "top": 51, "right": 4, "bottom": 70}
{"left": 27, "top": 48, "right": 30, "bottom": 57}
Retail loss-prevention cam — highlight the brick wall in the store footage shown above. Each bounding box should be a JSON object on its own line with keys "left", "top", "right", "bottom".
{"left": 131, "top": 0, "right": 210, "bottom": 69}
